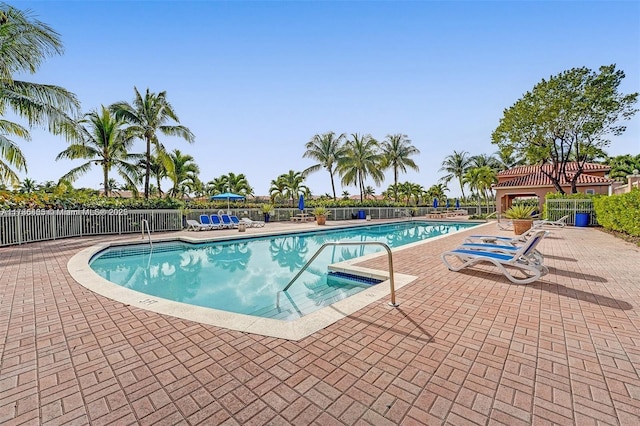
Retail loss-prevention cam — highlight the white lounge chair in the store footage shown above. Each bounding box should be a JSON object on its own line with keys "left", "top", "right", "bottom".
{"left": 186, "top": 219, "right": 211, "bottom": 231}
{"left": 441, "top": 229, "right": 549, "bottom": 284}
{"left": 533, "top": 215, "right": 569, "bottom": 229}
{"left": 241, "top": 217, "right": 265, "bottom": 227}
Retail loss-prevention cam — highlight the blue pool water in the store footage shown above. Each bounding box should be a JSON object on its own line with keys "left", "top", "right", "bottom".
{"left": 90, "top": 221, "right": 476, "bottom": 320}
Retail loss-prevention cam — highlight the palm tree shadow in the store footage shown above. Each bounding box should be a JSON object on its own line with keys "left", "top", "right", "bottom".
{"left": 546, "top": 266, "right": 606, "bottom": 282}
{"left": 329, "top": 305, "right": 434, "bottom": 344}
{"left": 449, "top": 269, "right": 631, "bottom": 310}
{"left": 531, "top": 281, "right": 633, "bottom": 310}
{"left": 544, "top": 255, "right": 577, "bottom": 262}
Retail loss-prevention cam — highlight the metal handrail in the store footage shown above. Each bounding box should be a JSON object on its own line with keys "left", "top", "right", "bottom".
{"left": 141, "top": 219, "right": 152, "bottom": 249}
{"left": 282, "top": 241, "right": 398, "bottom": 307}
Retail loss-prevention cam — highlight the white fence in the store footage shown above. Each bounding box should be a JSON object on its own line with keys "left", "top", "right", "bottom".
{"left": 1, "top": 205, "right": 492, "bottom": 247}
{"left": 545, "top": 199, "right": 596, "bottom": 226}
{"left": 0, "top": 209, "right": 182, "bottom": 246}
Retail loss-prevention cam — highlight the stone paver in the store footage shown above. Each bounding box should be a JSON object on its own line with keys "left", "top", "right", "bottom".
{"left": 1, "top": 221, "right": 639, "bottom": 425}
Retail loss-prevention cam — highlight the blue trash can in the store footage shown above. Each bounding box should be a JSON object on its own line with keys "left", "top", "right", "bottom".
{"left": 575, "top": 213, "right": 590, "bottom": 227}
{"left": 358, "top": 210, "right": 366, "bottom": 219}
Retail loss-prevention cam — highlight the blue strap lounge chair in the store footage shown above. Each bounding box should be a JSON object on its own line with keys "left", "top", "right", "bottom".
{"left": 220, "top": 214, "right": 237, "bottom": 228}
{"left": 441, "top": 229, "right": 549, "bottom": 284}
{"left": 229, "top": 215, "right": 243, "bottom": 227}
{"left": 210, "top": 214, "right": 228, "bottom": 229}
{"left": 199, "top": 215, "right": 216, "bottom": 230}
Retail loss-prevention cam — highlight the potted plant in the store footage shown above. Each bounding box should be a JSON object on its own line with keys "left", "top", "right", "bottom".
{"left": 179, "top": 206, "right": 192, "bottom": 229}
{"left": 312, "top": 206, "right": 331, "bottom": 225}
{"left": 261, "top": 204, "right": 274, "bottom": 223}
{"left": 504, "top": 204, "right": 537, "bottom": 235}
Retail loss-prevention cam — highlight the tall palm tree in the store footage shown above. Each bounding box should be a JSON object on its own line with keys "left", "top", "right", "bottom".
{"left": 380, "top": 134, "right": 420, "bottom": 202}
{"left": 274, "top": 170, "right": 308, "bottom": 206}
{"left": 18, "top": 177, "right": 37, "bottom": 193}
{"left": 0, "top": 4, "right": 80, "bottom": 185}
{"left": 302, "top": 131, "right": 346, "bottom": 201}
{"left": 225, "top": 172, "right": 251, "bottom": 195}
{"left": 439, "top": 150, "right": 470, "bottom": 200}
{"left": 165, "top": 149, "right": 200, "bottom": 199}
{"left": 338, "top": 133, "right": 384, "bottom": 202}
{"left": 55, "top": 106, "right": 139, "bottom": 196}
{"left": 111, "top": 87, "right": 194, "bottom": 198}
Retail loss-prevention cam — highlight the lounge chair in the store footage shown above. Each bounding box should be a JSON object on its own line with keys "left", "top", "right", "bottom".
{"left": 209, "top": 214, "right": 228, "bottom": 229}
{"left": 533, "top": 215, "right": 569, "bottom": 229}
{"left": 229, "top": 215, "right": 245, "bottom": 227}
{"left": 441, "top": 229, "right": 549, "bottom": 284}
{"left": 464, "top": 228, "right": 539, "bottom": 245}
{"left": 199, "top": 215, "right": 217, "bottom": 230}
{"left": 220, "top": 214, "right": 238, "bottom": 228}
{"left": 241, "top": 217, "right": 265, "bottom": 227}
{"left": 186, "top": 219, "right": 211, "bottom": 231}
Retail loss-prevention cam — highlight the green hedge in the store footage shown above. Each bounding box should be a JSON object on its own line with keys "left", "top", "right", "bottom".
{"left": 593, "top": 189, "right": 640, "bottom": 236}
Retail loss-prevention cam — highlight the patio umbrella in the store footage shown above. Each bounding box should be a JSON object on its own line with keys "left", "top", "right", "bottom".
{"left": 446, "top": 199, "right": 450, "bottom": 209}
{"left": 211, "top": 192, "right": 245, "bottom": 211}
{"left": 298, "top": 194, "right": 305, "bottom": 212}
{"left": 455, "top": 199, "right": 460, "bottom": 209}
{"left": 433, "top": 198, "right": 438, "bottom": 209}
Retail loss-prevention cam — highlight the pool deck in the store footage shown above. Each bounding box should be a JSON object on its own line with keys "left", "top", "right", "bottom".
{"left": 1, "top": 219, "right": 639, "bottom": 425}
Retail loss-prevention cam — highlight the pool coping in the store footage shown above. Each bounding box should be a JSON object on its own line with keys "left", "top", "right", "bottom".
{"left": 67, "top": 221, "right": 491, "bottom": 340}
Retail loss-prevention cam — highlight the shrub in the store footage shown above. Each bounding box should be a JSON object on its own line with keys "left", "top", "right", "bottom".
{"left": 593, "top": 189, "right": 640, "bottom": 236}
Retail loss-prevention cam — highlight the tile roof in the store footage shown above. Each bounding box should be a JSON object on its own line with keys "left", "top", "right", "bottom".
{"left": 495, "top": 172, "right": 613, "bottom": 188}
{"left": 498, "top": 162, "right": 610, "bottom": 177}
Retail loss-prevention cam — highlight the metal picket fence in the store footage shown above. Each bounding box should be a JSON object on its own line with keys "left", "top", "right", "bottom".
{"left": 0, "top": 209, "right": 182, "bottom": 246}
{"left": 545, "top": 199, "right": 596, "bottom": 226}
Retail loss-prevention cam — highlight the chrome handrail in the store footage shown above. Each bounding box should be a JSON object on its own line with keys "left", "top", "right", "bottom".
{"left": 141, "top": 219, "right": 152, "bottom": 250}
{"left": 282, "top": 241, "right": 398, "bottom": 307}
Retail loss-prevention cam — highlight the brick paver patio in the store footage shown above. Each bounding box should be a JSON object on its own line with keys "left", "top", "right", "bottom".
{"left": 1, "top": 222, "right": 639, "bottom": 425}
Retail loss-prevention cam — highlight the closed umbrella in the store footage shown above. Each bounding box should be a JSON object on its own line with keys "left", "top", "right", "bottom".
{"left": 433, "top": 198, "right": 438, "bottom": 209}
{"left": 455, "top": 199, "right": 460, "bottom": 210}
{"left": 298, "top": 194, "right": 305, "bottom": 212}
{"left": 446, "top": 199, "right": 450, "bottom": 209}
{"left": 211, "top": 192, "right": 245, "bottom": 211}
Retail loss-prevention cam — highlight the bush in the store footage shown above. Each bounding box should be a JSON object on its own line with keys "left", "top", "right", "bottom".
{"left": 593, "top": 189, "right": 640, "bottom": 236}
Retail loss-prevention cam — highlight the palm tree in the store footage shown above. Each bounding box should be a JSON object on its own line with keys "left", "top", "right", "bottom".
{"left": 111, "top": 87, "right": 194, "bottom": 199}
{"left": 364, "top": 185, "right": 376, "bottom": 199}
{"left": 165, "top": 149, "right": 200, "bottom": 198}
{"left": 273, "top": 170, "right": 308, "bottom": 206}
{"left": 18, "top": 177, "right": 37, "bottom": 193}
{"left": 380, "top": 134, "right": 420, "bottom": 202}
{"left": 302, "top": 131, "right": 346, "bottom": 201}
{"left": 56, "top": 106, "right": 139, "bottom": 196}
{"left": 608, "top": 154, "right": 640, "bottom": 182}
{"left": 338, "top": 133, "right": 384, "bottom": 202}
{"left": 225, "top": 172, "right": 251, "bottom": 196}
{"left": 439, "top": 150, "right": 470, "bottom": 200}
{"left": 0, "top": 4, "right": 80, "bottom": 185}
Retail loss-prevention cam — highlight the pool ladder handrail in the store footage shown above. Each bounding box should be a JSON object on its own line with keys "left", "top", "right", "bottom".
{"left": 141, "top": 219, "right": 153, "bottom": 250}
{"left": 282, "top": 241, "right": 398, "bottom": 307}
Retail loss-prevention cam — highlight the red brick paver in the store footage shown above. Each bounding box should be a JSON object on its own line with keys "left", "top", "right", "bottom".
{"left": 1, "top": 223, "right": 639, "bottom": 425}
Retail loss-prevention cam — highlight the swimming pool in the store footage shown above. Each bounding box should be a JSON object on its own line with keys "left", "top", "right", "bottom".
{"left": 88, "top": 221, "right": 476, "bottom": 322}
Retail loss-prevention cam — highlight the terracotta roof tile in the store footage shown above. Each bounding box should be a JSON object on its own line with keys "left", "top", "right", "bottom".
{"left": 498, "top": 162, "right": 610, "bottom": 177}
{"left": 495, "top": 172, "right": 613, "bottom": 188}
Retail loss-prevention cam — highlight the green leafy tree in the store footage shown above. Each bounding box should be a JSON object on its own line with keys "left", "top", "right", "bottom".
{"left": 18, "top": 177, "right": 37, "bottom": 193}
{"left": 439, "top": 150, "right": 470, "bottom": 200}
{"left": 165, "top": 149, "right": 199, "bottom": 198}
{"left": 492, "top": 64, "right": 638, "bottom": 194}
{"left": 111, "top": 87, "right": 195, "bottom": 199}
{"left": 607, "top": 154, "right": 640, "bottom": 182}
{"left": 0, "top": 4, "right": 80, "bottom": 185}
{"left": 302, "top": 131, "right": 346, "bottom": 201}
{"left": 380, "top": 133, "right": 420, "bottom": 202}
{"left": 338, "top": 133, "right": 384, "bottom": 202}
{"left": 56, "top": 106, "right": 139, "bottom": 196}
{"left": 272, "top": 170, "right": 308, "bottom": 206}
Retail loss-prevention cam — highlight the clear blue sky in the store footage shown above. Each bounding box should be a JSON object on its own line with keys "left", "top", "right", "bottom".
{"left": 12, "top": 0, "right": 640, "bottom": 197}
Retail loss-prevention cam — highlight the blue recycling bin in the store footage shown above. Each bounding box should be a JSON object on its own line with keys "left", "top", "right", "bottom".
{"left": 575, "top": 213, "right": 590, "bottom": 227}
{"left": 358, "top": 210, "right": 366, "bottom": 219}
